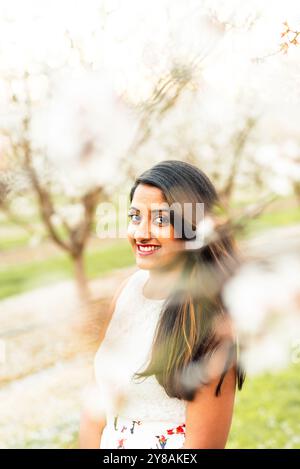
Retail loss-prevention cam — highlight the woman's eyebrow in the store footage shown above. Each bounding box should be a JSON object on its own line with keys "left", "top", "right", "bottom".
{"left": 151, "top": 208, "right": 170, "bottom": 214}
{"left": 129, "top": 206, "right": 170, "bottom": 213}
{"left": 128, "top": 206, "right": 140, "bottom": 212}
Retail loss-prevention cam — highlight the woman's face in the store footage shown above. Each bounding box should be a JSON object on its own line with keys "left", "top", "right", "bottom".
{"left": 127, "top": 184, "right": 184, "bottom": 271}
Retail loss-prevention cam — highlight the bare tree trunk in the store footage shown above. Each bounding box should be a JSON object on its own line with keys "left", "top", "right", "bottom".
{"left": 73, "top": 252, "right": 91, "bottom": 306}
{"left": 293, "top": 181, "right": 300, "bottom": 206}
{"left": 221, "top": 118, "right": 256, "bottom": 205}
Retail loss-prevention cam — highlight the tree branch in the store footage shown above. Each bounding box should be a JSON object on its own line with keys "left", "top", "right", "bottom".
{"left": 22, "top": 115, "right": 71, "bottom": 253}
{"left": 221, "top": 117, "right": 256, "bottom": 203}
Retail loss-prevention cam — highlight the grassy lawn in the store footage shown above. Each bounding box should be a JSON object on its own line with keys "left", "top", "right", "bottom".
{"left": 0, "top": 240, "right": 135, "bottom": 299}
{"left": 228, "top": 363, "right": 300, "bottom": 448}
{"left": 245, "top": 206, "right": 300, "bottom": 237}
{"left": 0, "top": 232, "right": 31, "bottom": 251}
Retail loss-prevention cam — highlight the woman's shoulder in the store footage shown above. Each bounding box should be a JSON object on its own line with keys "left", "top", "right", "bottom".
{"left": 96, "top": 269, "right": 148, "bottom": 347}
{"left": 121, "top": 268, "right": 149, "bottom": 293}
{"left": 128, "top": 268, "right": 148, "bottom": 282}
{"left": 110, "top": 269, "right": 148, "bottom": 311}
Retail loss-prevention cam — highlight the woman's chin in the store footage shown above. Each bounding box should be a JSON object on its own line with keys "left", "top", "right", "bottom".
{"left": 135, "top": 254, "right": 174, "bottom": 271}
{"left": 136, "top": 257, "right": 156, "bottom": 269}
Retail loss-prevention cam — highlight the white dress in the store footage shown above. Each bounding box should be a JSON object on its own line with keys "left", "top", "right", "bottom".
{"left": 94, "top": 269, "right": 187, "bottom": 449}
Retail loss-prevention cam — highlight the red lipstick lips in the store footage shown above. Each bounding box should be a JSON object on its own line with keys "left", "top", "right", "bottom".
{"left": 136, "top": 244, "right": 161, "bottom": 256}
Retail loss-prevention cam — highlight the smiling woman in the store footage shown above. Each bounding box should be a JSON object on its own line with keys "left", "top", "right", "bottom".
{"left": 127, "top": 184, "right": 185, "bottom": 297}
{"left": 80, "top": 160, "right": 245, "bottom": 449}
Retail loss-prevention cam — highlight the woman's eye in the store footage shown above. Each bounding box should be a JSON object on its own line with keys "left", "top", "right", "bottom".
{"left": 153, "top": 215, "right": 170, "bottom": 226}
{"left": 128, "top": 213, "right": 141, "bottom": 224}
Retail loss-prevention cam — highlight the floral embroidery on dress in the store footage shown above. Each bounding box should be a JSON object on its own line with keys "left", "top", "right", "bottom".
{"left": 155, "top": 423, "right": 186, "bottom": 448}
{"left": 166, "top": 422, "right": 186, "bottom": 436}
{"left": 130, "top": 420, "right": 142, "bottom": 434}
{"left": 117, "top": 438, "right": 126, "bottom": 449}
{"left": 114, "top": 416, "right": 118, "bottom": 431}
{"left": 155, "top": 434, "right": 168, "bottom": 448}
{"left": 112, "top": 417, "right": 186, "bottom": 449}
{"left": 114, "top": 416, "right": 142, "bottom": 448}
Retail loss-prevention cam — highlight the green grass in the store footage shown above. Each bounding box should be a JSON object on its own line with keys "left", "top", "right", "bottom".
{"left": 246, "top": 206, "right": 300, "bottom": 236}
{"left": 0, "top": 240, "right": 135, "bottom": 300}
{"left": 228, "top": 363, "right": 300, "bottom": 448}
{"left": 0, "top": 233, "right": 31, "bottom": 250}
{"left": 86, "top": 241, "right": 134, "bottom": 278}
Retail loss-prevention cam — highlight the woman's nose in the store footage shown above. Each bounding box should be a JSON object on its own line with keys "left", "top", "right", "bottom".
{"left": 133, "top": 219, "right": 152, "bottom": 241}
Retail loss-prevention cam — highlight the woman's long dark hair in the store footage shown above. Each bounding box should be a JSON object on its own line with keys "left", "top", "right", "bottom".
{"left": 130, "top": 160, "right": 245, "bottom": 401}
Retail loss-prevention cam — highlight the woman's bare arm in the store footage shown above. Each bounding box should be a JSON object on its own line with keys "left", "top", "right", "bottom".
{"left": 79, "top": 406, "right": 106, "bottom": 449}
{"left": 183, "top": 315, "right": 238, "bottom": 449}
{"left": 182, "top": 365, "right": 236, "bottom": 449}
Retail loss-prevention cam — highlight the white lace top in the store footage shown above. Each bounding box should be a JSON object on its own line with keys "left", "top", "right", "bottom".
{"left": 94, "top": 269, "right": 187, "bottom": 427}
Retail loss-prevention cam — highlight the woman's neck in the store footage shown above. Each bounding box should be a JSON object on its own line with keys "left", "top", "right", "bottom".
{"left": 143, "top": 264, "right": 184, "bottom": 300}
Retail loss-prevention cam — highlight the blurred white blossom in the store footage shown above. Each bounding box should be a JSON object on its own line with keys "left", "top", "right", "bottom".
{"left": 224, "top": 227, "right": 300, "bottom": 375}
{"left": 55, "top": 204, "right": 85, "bottom": 230}
{"left": 10, "top": 196, "right": 36, "bottom": 218}
{"left": 32, "top": 69, "right": 138, "bottom": 196}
